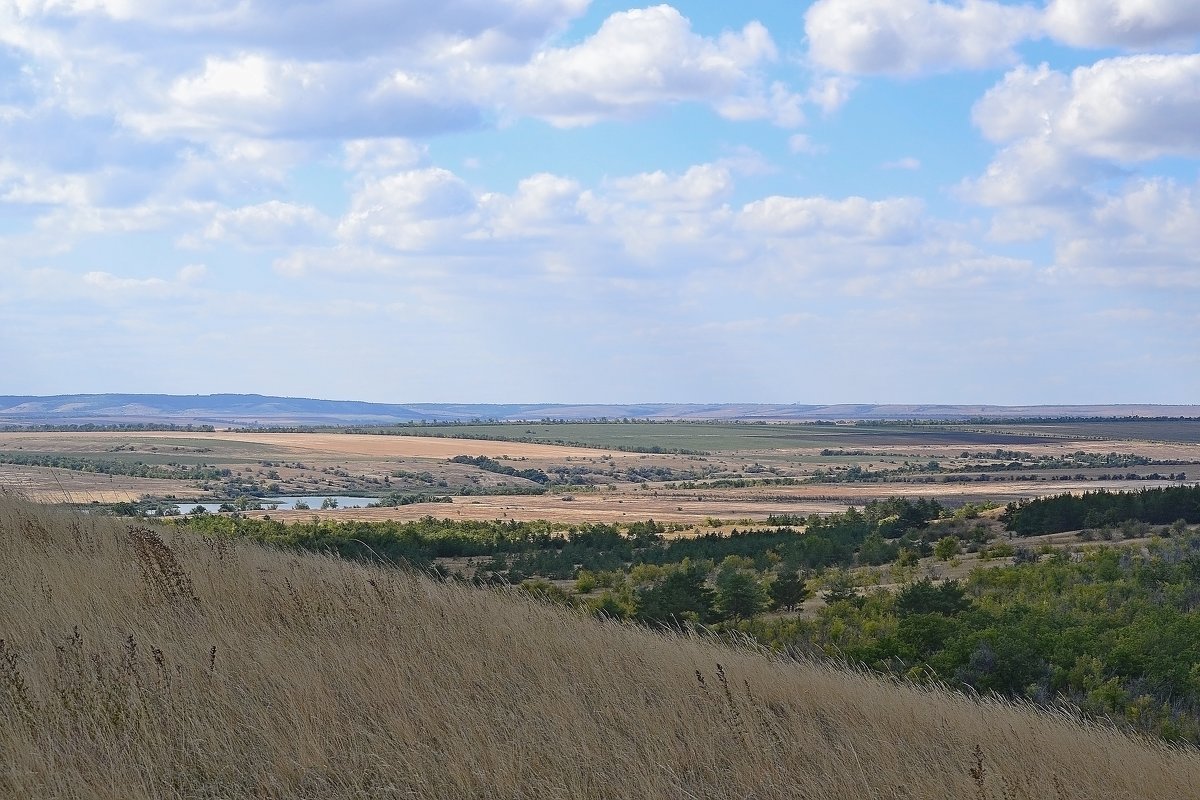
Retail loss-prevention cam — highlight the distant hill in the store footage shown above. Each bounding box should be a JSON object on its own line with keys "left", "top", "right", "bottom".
{"left": 2, "top": 393, "right": 1198, "bottom": 427}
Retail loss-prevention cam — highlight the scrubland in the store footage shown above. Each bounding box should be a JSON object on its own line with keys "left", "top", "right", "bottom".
{"left": 2, "top": 493, "right": 1199, "bottom": 799}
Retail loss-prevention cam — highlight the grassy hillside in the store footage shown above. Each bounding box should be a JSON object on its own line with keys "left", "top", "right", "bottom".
{"left": 2, "top": 494, "right": 1198, "bottom": 799}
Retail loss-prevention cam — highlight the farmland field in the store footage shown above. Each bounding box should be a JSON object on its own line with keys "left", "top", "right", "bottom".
{"left": 349, "top": 421, "right": 1093, "bottom": 451}
{"left": 1, "top": 420, "right": 1197, "bottom": 526}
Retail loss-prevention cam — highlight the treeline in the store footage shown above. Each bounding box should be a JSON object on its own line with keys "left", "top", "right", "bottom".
{"left": 171, "top": 496, "right": 945, "bottom": 609}
{"left": 810, "top": 452, "right": 1180, "bottom": 486}
{"left": 488, "top": 498, "right": 942, "bottom": 581}
{"left": 958, "top": 449, "right": 1159, "bottom": 468}
{"left": 0, "top": 452, "right": 229, "bottom": 480}
{"left": 1002, "top": 485, "right": 1200, "bottom": 535}
{"left": 173, "top": 497, "right": 945, "bottom": 584}
{"left": 664, "top": 477, "right": 805, "bottom": 489}
{"left": 952, "top": 453, "right": 1163, "bottom": 472}
{"left": 939, "top": 472, "right": 1187, "bottom": 484}
{"left": 450, "top": 455, "right": 550, "bottom": 484}
{"left": 809, "top": 464, "right": 928, "bottom": 483}
{"left": 177, "top": 514, "right": 610, "bottom": 566}
{"left": 369, "top": 493, "right": 455, "bottom": 508}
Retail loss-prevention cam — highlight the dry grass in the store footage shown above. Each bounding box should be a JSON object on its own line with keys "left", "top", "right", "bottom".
{"left": 2, "top": 493, "right": 1199, "bottom": 799}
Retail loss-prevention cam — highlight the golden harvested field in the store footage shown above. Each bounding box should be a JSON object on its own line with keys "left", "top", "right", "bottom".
{"left": 0, "top": 430, "right": 619, "bottom": 459}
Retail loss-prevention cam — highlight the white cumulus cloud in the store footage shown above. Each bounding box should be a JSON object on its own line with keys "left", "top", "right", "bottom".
{"left": 1054, "top": 54, "right": 1200, "bottom": 161}
{"left": 967, "top": 137, "right": 1107, "bottom": 207}
{"left": 608, "top": 164, "right": 733, "bottom": 210}
{"left": 9, "top": 0, "right": 591, "bottom": 61}
{"left": 967, "top": 58, "right": 1200, "bottom": 287}
{"left": 1049, "top": 177, "right": 1200, "bottom": 287}
{"left": 337, "top": 168, "right": 479, "bottom": 251}
{"left": 972, "top": 63, "right": 1070, "bottom": 143}
{"left": 1044, "top": 0, "right": 1200, "bottom": 49}
{"left": 491, "top": 5, "right": 800, "bottom": 127}
{"left": 805, "top": 0, "right": 1040, "bottom": 76}
{"left": 482, "top": 173, "right": 586, "bottom": 239}
{"left": 126, "top": 53, "right": 482, "bottom": 139}
{"left": 967, "top": 55, "right": 1200, "bottom": 207}
{"left": 739, "top": 195, "right": 925, "bottom": 244}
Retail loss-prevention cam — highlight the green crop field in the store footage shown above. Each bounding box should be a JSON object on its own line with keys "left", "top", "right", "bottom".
{"left": 354, "top": 421, "right": 1087, "bottom": 452}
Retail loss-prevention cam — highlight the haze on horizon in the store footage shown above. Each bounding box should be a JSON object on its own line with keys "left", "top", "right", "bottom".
{"left": 2, "top": 1, "right": 1198, "bottom": 405}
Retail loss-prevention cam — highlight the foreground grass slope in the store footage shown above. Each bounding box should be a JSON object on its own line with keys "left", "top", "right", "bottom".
{"left": 2, "top": 495, "right": 1198, "bottom": 799}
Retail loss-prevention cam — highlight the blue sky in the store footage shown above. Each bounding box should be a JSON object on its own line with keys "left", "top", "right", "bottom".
{"left": 2, "top": 0, "right": 1199, "bottom": 404}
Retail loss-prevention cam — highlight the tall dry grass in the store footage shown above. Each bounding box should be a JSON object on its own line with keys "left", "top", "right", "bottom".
{"left": 1, "top": 493, "right": 1198, "bottom": 799}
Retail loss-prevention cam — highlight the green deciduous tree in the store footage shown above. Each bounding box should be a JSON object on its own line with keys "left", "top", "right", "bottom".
{"left": 934, "top": 536, "right": 961, "bottom": 561}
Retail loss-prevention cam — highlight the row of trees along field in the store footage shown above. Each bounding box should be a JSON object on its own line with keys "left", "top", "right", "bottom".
{"left": 0, "top": 452, "right": 229, "bottom": 480}
{"left": 176, "top": 487, "right": 1200, "bottom": 744}
{"left": 448, "top": 455, "right": 551, "bottom": 484}
{"left": 1002, "top": 485, "right": 1200, "bottom": 535}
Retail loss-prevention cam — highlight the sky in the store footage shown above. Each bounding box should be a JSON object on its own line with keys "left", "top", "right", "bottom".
{"left": 1, "top": 0, "right": 1199, "bottom": 405}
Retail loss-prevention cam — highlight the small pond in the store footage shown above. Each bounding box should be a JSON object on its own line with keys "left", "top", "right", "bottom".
{"left": 168, "top": 495, "right": 380, "bottom": 513}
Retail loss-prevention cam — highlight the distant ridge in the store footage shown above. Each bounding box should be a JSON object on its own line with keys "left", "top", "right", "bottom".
{"left": 1, "top": 394, "right": 1199, "bottom": 428}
